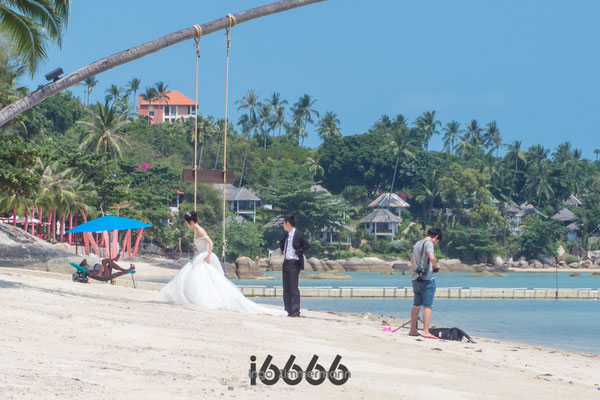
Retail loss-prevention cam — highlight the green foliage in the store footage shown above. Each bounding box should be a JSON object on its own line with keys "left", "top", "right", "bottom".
{"left": 304, "top": 239, "right": 323, "bottom": 259}
{"left": 0, "top": 139, "right": 40, "bottom": 196}
{"left": 372, "top": 239, "right": 391, "bottom": 254}
{"left": 442, "top": 226, "right": 503, "bottom": 263}
{"left": 359, "top": 242, "right": 372, "bottom": 254}
{"left": 519, "top": 217, "right": 565, "bottom": 259}
{"left": 390, "top": 239, "right": 412, "bottom": 254}
{"left": 213, "top": 221, "right": 264, "bottom": 262}
{"left": 564, "top": 254, "right": 578, "bottom": 264}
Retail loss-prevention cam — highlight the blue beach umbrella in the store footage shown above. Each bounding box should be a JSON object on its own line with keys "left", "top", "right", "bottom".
{"left": 66, "top": 215, "right": 151, "bottom": 233}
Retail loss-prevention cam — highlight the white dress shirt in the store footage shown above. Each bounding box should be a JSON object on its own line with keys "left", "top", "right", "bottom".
{"left": 284, "top": 228, "right": 299, "bottom": 260}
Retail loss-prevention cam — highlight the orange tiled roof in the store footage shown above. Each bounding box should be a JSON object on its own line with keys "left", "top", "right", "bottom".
{"left": 138, "top": 90, "right": 196, "bottom": 106}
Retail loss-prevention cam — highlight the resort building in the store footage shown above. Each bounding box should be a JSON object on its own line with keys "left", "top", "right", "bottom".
{"left": 367, "top": 192, "right": 410, "bottom": 217}
{"left": 551, "top": 208, "right": 581, "bottom": 242}
{"left": 359, "top": 208, "right": 401, "bottom": 239}
{"left": 213, "top": 184, "right": 261, "bottom": 222}
{"left": 564, "top": 194, "right": 582, "bottom": 207}
{"left": 138, "top": 90, "right": 196, "bottom": 124}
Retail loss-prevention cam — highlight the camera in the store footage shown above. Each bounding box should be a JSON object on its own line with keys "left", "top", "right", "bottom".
{"left": 414, "top": 266, "right": 427, "bottom": 282}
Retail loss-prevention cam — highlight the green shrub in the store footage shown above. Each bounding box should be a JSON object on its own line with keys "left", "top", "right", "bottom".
{"left": 390, "top": 240, "right": 412, "bottom": 254}
{"left": 564, "top": 254, "right": 579, "bottom": 264}
{"left": 360, "top": 242, "right": 372, "bottom": 254}
{"left": 372, "top": 239, "right": 391, "bottom": 254}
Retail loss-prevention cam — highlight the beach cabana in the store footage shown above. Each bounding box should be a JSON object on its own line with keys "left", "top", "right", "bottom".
{"left": 359, "top": 208, "right": 401, "bottom": 239}
{"left": 67, "top": 215, "right": 151, "bottom": 258}
{"left": 368, "top": 192, "right": 410, "bottom": 217}
{"left": 213, "top": 184, "right": 261, "bottom": 222}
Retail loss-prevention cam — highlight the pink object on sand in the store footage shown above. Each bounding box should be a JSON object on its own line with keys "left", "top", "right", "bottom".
{"left": 379, "top": 327, "right": 394, "bottom": 332}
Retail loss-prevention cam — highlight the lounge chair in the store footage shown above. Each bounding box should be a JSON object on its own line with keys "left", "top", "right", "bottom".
{"left": 70, "top": 262, "right": 136, "bottom": 288}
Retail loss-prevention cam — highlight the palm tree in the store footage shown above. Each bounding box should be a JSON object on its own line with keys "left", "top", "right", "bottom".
{"left": 484, "top": 121, "right": 502, "bottom": 157}
{"left": 463, "top": 119, "right": 484, "bottom": 148}
{"left": 304, "top": 154, "right": 324, "bottom": 180}
{"left": 141, "top": 86, "right": 158, "bottom": 121}
{"left": 571, "top": 148, "right": 582, "bottom": 191}
{"left": 414, "top": 170, "right": 441, "bottom": 224}
{"left": 552, "top": 141, "right": 572, "bottom": 171}
{"left": 385, "top": 122, "right": 415, "bottom": 207}
{"left": 258, "top": 103, "right": 272, "bottom": 149}
{"left": 236, "top": 90, "right": 261, "bottom": 185}
{"left": 82, "top": 77, "right": 99, "bottom": 106}
{"left": 236, "top": 89, "right": 260, "bottom": 122}
{"left": 317, "top": 111, "right": 341, "bottom": 141}
{"left": 77, "top": 101, "right": 132, "bottom": 160}
{"left": 213, "top": 118, "right": 235, "bottom": 169}
{"left": 0, "top": 0, "right": 70, "bottom": 74}
{"left": 268, "top": 92, "right": 287, "bottom": 137}
{"left": 105, "top": 84, "right": 122, "bottom": 105}
{"left": 525, "top": 159, "right": 554, "bottom": 206}
{"left": 154, "top": 81, "right": 170, "bottom": 105}
{"left": 195, "top": 115, "right": 216, "bottom": 169}
{"left": 414, "top": 110, "right": 441, "bottom": 151}
{"left": 126, "top": 77, "right": 141, "bottom": 113}
{"left": 271, "top": 105, "right": 287, "bottom": 182}
{"left": 505, "top": 140, "right": 525, "bottom": 205}
{"left": 525, "top": 144, "right": 549, "bottom": 168}
{"left": 292, "top": 94, "right": 319, "bottom": 146}
{"left": 237, "top": 114, "right": 255, "bottom": 186}
{"left": 594, "top": 149, "right": 600, "bottom": 161}
{"left": 442, "top": 121, "right": 460, "bottom": 154}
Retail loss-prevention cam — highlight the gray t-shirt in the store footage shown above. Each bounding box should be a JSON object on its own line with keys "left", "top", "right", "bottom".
{"left": 412, "top": 239, "right": 435, "bottom": 281}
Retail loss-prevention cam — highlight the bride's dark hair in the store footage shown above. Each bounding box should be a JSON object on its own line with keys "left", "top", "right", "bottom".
{"left": 184, "top": 211, "right": 198, "bottom": 224}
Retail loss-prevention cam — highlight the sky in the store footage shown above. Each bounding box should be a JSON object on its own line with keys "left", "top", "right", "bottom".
{"left": 24, "top": 0, "right": 600, "bottom": 157}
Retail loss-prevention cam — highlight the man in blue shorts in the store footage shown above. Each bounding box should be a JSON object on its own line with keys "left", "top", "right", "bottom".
{"left": 408, "top": 228, "right": 442, "bottom": 338}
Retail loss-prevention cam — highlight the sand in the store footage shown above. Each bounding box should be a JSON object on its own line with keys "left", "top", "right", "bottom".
{"left": 0, "top": 268, "right": 599, "bottom": 400}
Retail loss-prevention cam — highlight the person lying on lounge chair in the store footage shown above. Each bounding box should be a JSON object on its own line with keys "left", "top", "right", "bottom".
{"left": 80, "top": 254, "right": 134, "bottom": 277}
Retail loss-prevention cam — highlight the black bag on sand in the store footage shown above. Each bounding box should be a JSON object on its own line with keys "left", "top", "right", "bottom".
{"left": 429, "top": 327, "right": 476, "bottom": 343}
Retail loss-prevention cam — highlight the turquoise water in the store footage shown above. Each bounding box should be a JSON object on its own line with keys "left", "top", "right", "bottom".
{"left": 236, "top": 271, "right": 600, "bottom": 289}
{"left": 251, "top": 297, "right": 600, "bottom": 354}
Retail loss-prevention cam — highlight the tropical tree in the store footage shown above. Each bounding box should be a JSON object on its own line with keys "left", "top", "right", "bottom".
{"left": 213, "top": 118, "right": 235, "bottom": 169}
{"left": 505, "top": 140, "right": 526, "bottom": 205}
{"left": 292, "top": 94, "right": 319, "bottom": 146}
{"left": 317, "top": 111, "right": 341, "bottom": 141}
{"left": 268, "top": 92, "right": 287, "bottom": 136}
{"left": 0, "top": 0, "right": 70, "bottom": 74}
{"left": 414, "top": 169, "right": 441, "bottom": 224}
{"left": 237, "top": 113, "right": 255, "bottom": 186}
{"left": 194, "top": 115, "right": 215, "bottom": 169}
{"left": 271, "top": 105, "right": 287, "bottom": 182}
{"left": 594, "top": 148, "right": 600, "bottom": 161}
{"left": 81, "top": 77, "right": 98, "bottom": 107}
{"left": 126, "top": 77, "right": 141, "bottom": 112}
{"left": 77, "top": 101, "right": 132, "bottom": 160}
{"left": 525, "top": 159, "right": 554, "bottom": 206}
{"left": 104, "top": 84, "right": 122, "bottom": 105}
{"left": 552, "top": 141, "right": 572, "bottom": 171}
{"left": 414, "top": 110, "right": 440, "bottom": 151}
{"left": 484, "top": 121, "right": 502, "bottom": 157}
{"left": 463, "top": 119, "right": 484, "bottom": 148}
{"left": 304, "top": 153, "right": 324, "bottom": 180}
{"left": 154, "top": 81, "right": 170, "bottom": 104}
{"left": 442, "top": 121, "right": 460, "bottom": 155}
{"left": 258, "top": 102, "right": 272, "bottom": 149}
{"left": 385, "top": 122, "right": 415, "bottom": 206}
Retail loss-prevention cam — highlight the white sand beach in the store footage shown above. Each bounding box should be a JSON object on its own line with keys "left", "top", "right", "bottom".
{"left": 1, "top": 268, "right": 599, "bottom": 400}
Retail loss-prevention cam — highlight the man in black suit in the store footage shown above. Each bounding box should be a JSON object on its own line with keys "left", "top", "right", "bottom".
{"left": 279, "top": 215, "right": 311, "bottom": 317}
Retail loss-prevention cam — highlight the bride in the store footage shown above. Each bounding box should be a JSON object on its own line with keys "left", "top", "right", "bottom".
{"left": 161, "top": 211, "right": 286, "bottom": 316}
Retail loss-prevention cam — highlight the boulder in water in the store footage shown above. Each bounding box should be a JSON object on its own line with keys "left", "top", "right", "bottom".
{"left": 0, "top": 224, "right": 73, "bottom": 268}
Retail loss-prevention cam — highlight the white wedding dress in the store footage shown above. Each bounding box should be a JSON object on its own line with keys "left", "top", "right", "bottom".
{"left": 161, "top": 236, "right": 286, "bottom": 316}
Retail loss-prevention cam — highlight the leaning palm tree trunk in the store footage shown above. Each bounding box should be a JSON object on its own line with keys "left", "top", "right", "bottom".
{"left": 272, "top": 127, "right": 282, "bottom": 183}
{"left": 239, "top": 137, "right": 251, "bottom": 186}
{"left": 0, "top": 0, "right": 326, "bottom": 127}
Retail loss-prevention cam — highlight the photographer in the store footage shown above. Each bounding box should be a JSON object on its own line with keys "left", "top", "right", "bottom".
{"left": 408, "top": 228, "right": 442, "bottom": 339}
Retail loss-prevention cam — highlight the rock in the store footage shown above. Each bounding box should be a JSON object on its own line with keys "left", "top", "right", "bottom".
{"left": 176, "top": 257, "right": 189, "bottom": 266}
{"left": 299, "top": 272, "right": 316, "bottom": 279}
{"left": 0, "top": 224, "right": 75, "bottom": 268}
{"left": 143, "top": 243, "right": 166, "bottom": 256}
{"left": 467, "top": 271, "right": 507, "bottom": 277}
{"left": 268, "top": 251, "right": 284, "bottom": 271}
{"left": 494, "top": 256, "right": 504, "bottom": 266}
{"left": 392, "top": 262, "right": 410, "bottom": 272}
{"left": 581, "top": 260, "right": 593, "bottom": 269}
{"left": 438, "top": 258, "right": 461, "bottom": 266}
{"left": 473, "top": 264, "right": 488, "bottom": 272}
{"left": 30, "top": 255, "right": 93, "bottom": 274}
{"left": 492, "top": 265, "right": 509, "bottom": 273}
{"left": 324, "top": 260, "right": 344, "bottom": 271}
{"left": 235, "top": 257, "right": 263, "bottom": 279}
{"left": 315, "top": 272, "right": 352, "bottom": 280}
{"left": 532, "top": 261, "right": 543, "bottom": 269}
{"left": 380, "top": 271, "right": 395, "bottom": 275}
{"left": 340, "top": 257, "right": 393, "bottom": 273}
{"left": 543, "top": 264, "right": 553, "bottom": 269}
{"left": 223, "top": 262, "right": 238, "bottom": 280}
{"left": 568, "top": 262, "right": 579, "bottom": 269}
{"left": 542, "top": 258, "right": 555, "bottom": 267}
{"left": 558, "top": 261, "right": 567, "bottom": 268}
{"left": 519, "top": 260, "right": 529, "bottom": 268}
{"left": 307, "top": 257, "right": 325, "bottom": 272}
{"left": 570, "top": 272, "right": 581, "bottom": 277}
{"left": 591, "top": 272, "right": 600, "bottom": 277}
{"left": 257, "top": 257, "right": 269, "bottom": 269}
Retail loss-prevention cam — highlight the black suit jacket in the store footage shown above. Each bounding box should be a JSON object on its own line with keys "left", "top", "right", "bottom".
{"left": 279, "top": 230, "right": 311, "bottom": 270}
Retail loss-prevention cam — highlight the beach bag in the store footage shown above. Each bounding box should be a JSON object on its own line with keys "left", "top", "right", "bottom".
{"left": 429, "top": 327, "right": 476, "bottom": 343}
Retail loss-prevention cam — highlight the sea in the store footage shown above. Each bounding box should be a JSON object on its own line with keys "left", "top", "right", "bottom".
{"left": 238, "top": 271, "right": 600, "bottom": 354}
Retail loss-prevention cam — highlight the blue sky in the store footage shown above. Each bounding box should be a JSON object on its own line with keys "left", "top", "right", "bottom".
{"left": 25, "top": 0, "right": 600, "bottom": 157}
